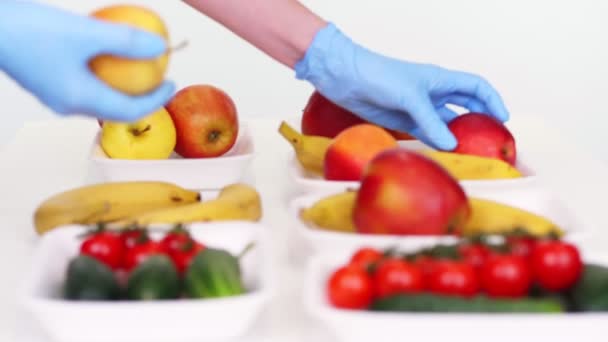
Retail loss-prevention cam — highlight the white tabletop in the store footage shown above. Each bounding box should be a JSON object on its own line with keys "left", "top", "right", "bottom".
{"left": 3, "top": 116, "right": 608, "bottom": 341}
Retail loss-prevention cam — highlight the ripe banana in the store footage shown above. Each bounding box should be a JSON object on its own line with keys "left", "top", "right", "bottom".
{"left": 110, "top": 183, "right": 262, "bottom": 227}
{"left": 419, "top": 150, "right": 523, "bottom": 180}
{"left": 278, "top": 121, "right": 332, "bottom": 176}
{"left": 299, "top": 190, "right": 357, "bottom": 233}
{"left": 34, "top": 181, "right": 201, "bottom": 235}
{"left": 464, "top": 198, "right": 564, "bottom": 237}
{"left": 298, "top": 190, "right": 563, "bottom": 237}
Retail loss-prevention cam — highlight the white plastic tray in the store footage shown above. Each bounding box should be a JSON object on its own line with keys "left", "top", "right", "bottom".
{"left": 287, "top": 140, "right": 538, "bottom": 197}
{"left": 21, "top": 222, "right": 273, "bottom": 342}
{"left": 90, "top": 122, "right": 255, "bottom": 190}
{"left": 287, "top": 187, "right": 589, "bottom": 265}
{"left": 303, "top": 249, "right": 608, "bottom": 342}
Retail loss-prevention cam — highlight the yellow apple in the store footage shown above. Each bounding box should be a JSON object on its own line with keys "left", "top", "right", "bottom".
{"left": 89, "top": 4, "right": 169, "bottom": 95}
{"left": 101, "top": 107, "right": 176, "bottom": 160}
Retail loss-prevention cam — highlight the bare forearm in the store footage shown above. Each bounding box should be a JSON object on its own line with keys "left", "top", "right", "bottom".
{"left": 182, "top": 0, "right": 327, "bottom": 69}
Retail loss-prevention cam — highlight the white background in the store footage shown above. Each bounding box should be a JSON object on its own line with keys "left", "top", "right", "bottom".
{"left": 1, "top": 0, "right": 607, "bottom": 157}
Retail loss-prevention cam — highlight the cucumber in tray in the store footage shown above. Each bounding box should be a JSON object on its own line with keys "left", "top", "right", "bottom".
{"left": 184, "top": 246, "right": 247, "bottom": 298}
{"left": 64, "top": 255, "right": 121, "bottom": 300}
{"left": 126, "top": 255, "right": 180, "bottom": 300}
{"left": 568, "top": 263, "right": 608, "bottom": 312}
{"left": 370, "top": 293, "right": 565, "bottom": 313}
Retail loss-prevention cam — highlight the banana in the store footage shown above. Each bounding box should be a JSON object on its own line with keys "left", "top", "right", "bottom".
{"left": 464, "top": 198, "right": 564, "bottom": 237}
{"left": 34, "top": 181, "right": 201, "bottom": 235}
{"left": 299, "top": 190, "right": 357, "bottom": 233}
{"left": 278, "top": 121, "right": 332, "bottom": 176}
{"left": 109, "top": 183, "right": 262, "bottom": 227}
{"left": 298, "top": 189, "right": 563, "bottom": 238}
{"left": 419, "top": 150, "right": 523, "bottom": 180}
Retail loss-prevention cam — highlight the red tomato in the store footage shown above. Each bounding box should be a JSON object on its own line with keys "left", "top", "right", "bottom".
{"left": 531, "top": 240, "right": 582, "bottom": 292}
{"left": 412, "top": 255, "right": 437, "bottom": 277}
{"left": 120, "top": 228, "right": 147, "bottom": 250}
{"left": 349, "top": 247, "right": 383, "bottom": 270}
{"left": 171, "top": 240, "right": 205, "bottom": 274}
{"left": 159, "top": 228, "right": 192, "bottom": 256}
{"left": 428, "top": 260, "right": 479, "bottom": 297}
{"left": 373, "top": 258, "right": 424, "bottom": 298}
{"left": 124, "top": 239, "right": 167, "bottom": 272}
{"left": 327, "top": 264, "right": 373, "bottom": 309}
{"left": 458, "top": 243, "right": 491, "bottom": 271}
{"left": 481, "top": 254, "right": 531, "bottom": 298}
{"left": 507, "top": 236, "right": 537, "bottom": 260}
{"left": 80, "top": 231, "right": 124, "bottom": 270}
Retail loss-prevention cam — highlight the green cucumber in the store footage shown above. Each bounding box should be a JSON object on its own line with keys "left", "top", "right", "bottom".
{"left": 126, "top": 255, "right": 180, "bottom": 300}
{"left": 184, "top": 247, "right": 244, "bottom": 298}
{"left": 370, "top": 293, "right": 565, "bottom": 313}
{"left": 64, "top": 255, "right": 120, "bottom": 300}
{"left": 569, "top": 263, "right": 608, "bottom": 312}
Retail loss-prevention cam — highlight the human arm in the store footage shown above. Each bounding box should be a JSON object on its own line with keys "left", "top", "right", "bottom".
{"left": 183, "top": 0, "right": 509, "bottom": 149}
{"left": 0, "top": 1, "right": 175, "bottom": 122}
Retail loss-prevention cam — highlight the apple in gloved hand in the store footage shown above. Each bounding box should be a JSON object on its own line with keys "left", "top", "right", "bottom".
{"left": 301, "top": 91, "right": 415, "bottom": 140}
{"left": 100, "top": 107, "right": 176, "bottom": 159}
{"left": 353, "top": 148, "right": 470, "bottom": 235}
{"left": 166, "top": 84, "right": 239, "bottom": 158}
{"left": 324, "top": 124, "right": 398, "bottom": 181}
{"left": 448, "top": 113, "right": 517, "bottom": 166}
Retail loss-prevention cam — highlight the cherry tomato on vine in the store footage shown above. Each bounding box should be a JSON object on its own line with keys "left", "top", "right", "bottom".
{"left": 458, "top": 243, "right": 491, "bottom": 271}
{"left": 119, "top": 228, "right": 147, "bottom": 250}
{"left": 171, "top": 240, "right": 205, "bottom": 274}
{"left": 327, "top": 264, "right": 373, "bottom": 309}
{"left": 372, "top": 258, "right": 424, "bottom": 298}
{"left": 531, "top": 240, "right": 582, "bottom": 292}
{"left": 428, "top": 260, "right": 479, "bottom": 297}
{"left": 349, "top": 247, "right": 383, "bottom": 270}
{"left": 506, "top": 236, "right": 537, "bottom": 260}
{"left": 159, "top": 227, "right": 192, "bottom": 255}
{"left": 124, "top": 239, "right": 167, "bottom": 272}
{"left": 481, "top": 254, "right": 531, "bottom": 298}
{"left": 80, "top": 230, "right": 124, "bottom": 270}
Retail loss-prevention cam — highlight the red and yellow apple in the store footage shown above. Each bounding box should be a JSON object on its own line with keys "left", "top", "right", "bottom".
{"left": 301, "top": 91, "right": 415, "bottom": 140}
{"left": 353, "top": 148, "right": 471, "bottom": 235}
{"left": 448, "top": 113, "right": 517, "bottom": 165}
{"left": 165, "top": 84, "right": 239, "bottom": 158}
{"left": 324, "top": 124, "right": 398, "bottom": 181}
{"left": 100, "top": 107, "right": 176, "bottom": 159}
{"left": 89, "top": 4, "right": 170, "bottom": 95}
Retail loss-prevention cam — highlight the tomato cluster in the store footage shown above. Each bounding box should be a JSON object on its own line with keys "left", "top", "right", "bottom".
{"left": 326, "top": 235, "right": 583, "bottom": 310}
{"left": 79, "top": 224, "right": 205, "bottom": 275}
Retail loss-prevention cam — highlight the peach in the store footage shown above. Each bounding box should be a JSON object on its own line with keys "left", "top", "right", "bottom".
{"left": 324, "top": 124, "right": 398, "bottom": 181}
{"left": 353, "top": 148, "right": 470, "bottom": 235}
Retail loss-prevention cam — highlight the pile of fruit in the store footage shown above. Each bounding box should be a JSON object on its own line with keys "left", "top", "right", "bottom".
{"left": 65, "top": 224, "right": 251, "bottom": 301}
{"left": 326, "top": 234, "right": 608, "bottom": 313}
{"left": 280, "top": 92, "right": 522, "bottom": 182}
{"left": 33, "top": 182, "right": 262, "bottom": 235}
{"left": 88, "top": 5, "right": 239, "bottom": 161}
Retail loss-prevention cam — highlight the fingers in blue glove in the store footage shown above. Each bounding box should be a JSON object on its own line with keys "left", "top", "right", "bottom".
{"left": 443, "top": 71, "right": 509, "bottom": 122}
{"left": 437, "top": 94, "right": 489, "bottom": 115}
{"left": 85, "top": 19, "right": 167, "bottom": 59}
{"left": 406, "top": 98, "right": 457, "bottom": 150}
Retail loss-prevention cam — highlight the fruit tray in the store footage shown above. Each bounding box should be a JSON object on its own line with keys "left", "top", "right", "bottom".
{"left": 303, "top": 249, "right": 608, "bottom": 342}
{"left": 21, "top": 221, "right": 273, "bottom": 342}
{"left": 89, "top": 122, "right": 255, "bottom": 191}
{"left": 287, "top": 187, "right": 588, "bottom": 264}
{"left": 286, "top": 139, "right": 538, "bottom": 197}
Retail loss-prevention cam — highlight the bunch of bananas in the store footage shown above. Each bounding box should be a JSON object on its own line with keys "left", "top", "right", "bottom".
{"left": 34, "top": 181, "right": 262, "bottom": 235}
{"left": 299, "top": 190, "right": 564, "bottom": 238}
{"left": 278, "top": 121, "right": 522, "bottom": 180}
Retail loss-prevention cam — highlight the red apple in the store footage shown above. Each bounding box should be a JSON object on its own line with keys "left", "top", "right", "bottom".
{"left": 448, "top": 113, "right": 516, "bottom": 165}
{"left": 324, "top": 124, "right": 398, "bottom": 181}
{"left": 165, "top": 84, "right": 239, "bottom": 158}
{"left": 301, "top": 91, "right": 415, "bottom": 140}
{"left": 353, "top": 148, "right": 470, "bottom": 235}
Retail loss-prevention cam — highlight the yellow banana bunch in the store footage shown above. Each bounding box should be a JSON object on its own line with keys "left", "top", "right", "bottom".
{"left": 298, "top": 190, "right": 563, "bottom": 237}
{"left": 419, "top": 150, "right": 523, "bottom": 180}
{"left": 110, "top": 183, "right": 262, "bottom": 227}
{"left": 299, "top": 190, "right": 357, "bottom": 233}
{"left": 34, "top": 181, "right": 201, "bottom": 235}
{"left": 464, "top": 198, "right": 563, "bottom": 237}
{"left": 278, "top": 121, "right": 332, "bottom": 176}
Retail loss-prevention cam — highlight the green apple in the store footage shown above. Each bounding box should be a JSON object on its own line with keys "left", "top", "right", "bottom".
{"left": 100, "top": 107, "right": 176, "bottom": 160}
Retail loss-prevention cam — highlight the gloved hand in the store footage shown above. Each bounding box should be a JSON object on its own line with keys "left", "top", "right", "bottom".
{"left": 0, "top": 1, "right": 175, "bottom": 122}
{"left": 295, "top": 23, "right": 509, "bottom": 150}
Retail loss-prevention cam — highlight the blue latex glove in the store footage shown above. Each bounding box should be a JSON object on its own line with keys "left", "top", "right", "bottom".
{"left": 295, "top": 23, "right": 509, "bottom": 150}
{"left": 0, "top": 1, "right": 175, "bottom": 122}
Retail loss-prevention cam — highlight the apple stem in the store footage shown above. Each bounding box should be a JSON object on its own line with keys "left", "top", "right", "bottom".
{"left": 131, "top": 124, "right": 151, "bottom": 137}
{"left": 168, "top": 40, "right": 189, "bottom": 54}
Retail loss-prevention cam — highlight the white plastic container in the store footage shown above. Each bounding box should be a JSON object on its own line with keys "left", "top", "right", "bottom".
{"left": 286, "top": 140, "right": 538, "bottom": 197}
{"left": 21, "top": 222, "right": 273, "bottom": 342}
{"left": 287, "top": 187, "right": 589, "bottom": 264}
{"left": 90, "top": 122, "right": 255, "bottom": 190}
{"left": 303, "top": 250, "right": 608, "bottom": 342}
